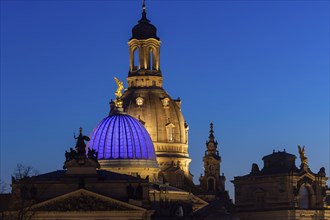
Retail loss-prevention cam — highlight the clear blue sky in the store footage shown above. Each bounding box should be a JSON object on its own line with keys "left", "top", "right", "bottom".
{"left": 1, "top": 0, "right": 329, "bottom": 197}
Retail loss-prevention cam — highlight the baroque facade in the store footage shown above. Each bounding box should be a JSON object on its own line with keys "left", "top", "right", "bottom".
{"left": 2, "top": 127, "right": 207, "bottom": 220}
{"left": 0, "top": 2, "right": 329, "bottom": 220}
{"left": 232, "top": 148, "right": 329, "bottom": 220}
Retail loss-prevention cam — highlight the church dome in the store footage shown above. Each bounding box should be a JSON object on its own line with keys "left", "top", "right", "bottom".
{"left": 89, "top": 112, "right": 159, "bottom": 181}
{"left": 122, "top": 89, "right": 187, "bottom": 147}
{"left": 89, "top": 113, "right": 156, "bottom": 160}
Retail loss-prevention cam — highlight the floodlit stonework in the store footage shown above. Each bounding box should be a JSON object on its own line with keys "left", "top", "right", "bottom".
{"left": 232, "top": 149, "right": 329, "bottom": 220}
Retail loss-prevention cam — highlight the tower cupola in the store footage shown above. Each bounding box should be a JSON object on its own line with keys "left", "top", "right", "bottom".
{"left": 131, "top": 1, "right": 159, "bottom": 40}
{"left": 128, "top": 0, "right": 162, "bottom": 87}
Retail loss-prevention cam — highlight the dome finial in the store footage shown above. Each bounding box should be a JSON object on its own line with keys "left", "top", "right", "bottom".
{"left": 139, "top": 0, "right": 150, "bottom": 23}
{"left": 142, "top": 0, "right": 146, "bottom": 12}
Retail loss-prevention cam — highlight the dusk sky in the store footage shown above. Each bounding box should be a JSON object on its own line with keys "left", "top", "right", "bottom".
{"left": 1, "top": 0, "right": 329, "bottom": 197}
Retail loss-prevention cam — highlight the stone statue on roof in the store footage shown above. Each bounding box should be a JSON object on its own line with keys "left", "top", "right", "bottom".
{"left": 114, "top": 77, "right": 124, "bottom": 108}
{"left": 298, "top": 145, "right": 308, "bottom": 166}
{"left": 75, "top": 127, "right": 90, "bottom": 156}
{"left": 114, "top": 77, "right": 124, "bottom": 98}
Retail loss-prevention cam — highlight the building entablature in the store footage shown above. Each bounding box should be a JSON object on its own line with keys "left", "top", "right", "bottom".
{"left": 127, "top": 75, "right": 163, "bottom": 88}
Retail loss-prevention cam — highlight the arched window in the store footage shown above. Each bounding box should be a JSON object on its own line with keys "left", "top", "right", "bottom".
{"left": 298, "top": 185, "right": 310, "bottom": 209}
{"left": 174, "top": 205, "right": 184, "bottom": 217}
{"left": 166, "top": 123, "right": 175, "bottom": 142}
{"left": 254, "top": 188, "right": 265, "bottom": 209}
{"left": 207, "top": 178, "right": 215, "bottom": 191}
{"left": 133, "top": 48, "right": 139, "bottom": 70}
{"left": 149, "top": 48, "right": 154, "bottom": 70}
{"left": 167, "top": 127, "right": 173, "bottom": 141}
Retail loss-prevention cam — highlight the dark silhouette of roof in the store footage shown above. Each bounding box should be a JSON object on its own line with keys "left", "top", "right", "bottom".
{"left": 260, "top": 150, "right": 298, "bottom": 174}
{"left": 131, "top": 1, "right": 159, "bottom": 40}
{"left": 25, "top": 169, "right": 144, "bottom": 182}
{"left": 193, "top": 197, "right": 235, "bottom": 220}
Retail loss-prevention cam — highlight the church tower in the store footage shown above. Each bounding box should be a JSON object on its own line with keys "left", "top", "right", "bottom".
{"left": 121, "top": 2, "right": 192, "bottom": 188}
{"left": 199, "top": 123, "right": 225, "bottom": 195}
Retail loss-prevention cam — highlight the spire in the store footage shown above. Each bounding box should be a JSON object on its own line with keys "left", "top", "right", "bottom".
{"left": 209, "top": 122, "right": 215, "bottom": 142}
{"left": 142, "top": 0, "right": 146, "bottom": 12}
{"left": 139, "top": 0, "right": 150, "bottom": 23}
{"left": 205, "top": 123, "right": 219, "bottom": 157}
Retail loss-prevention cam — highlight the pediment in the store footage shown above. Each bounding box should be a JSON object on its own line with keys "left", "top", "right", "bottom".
{"left": 190, "top": 194, "right": 208, "bottom": 212}
{"left": 165, "top": 122, "right": 175, "bottom": 128}
{"left": 297, "top": 174, "right": 315, "bottom": 186}
{"left": 32, "top": 189, "right": 146, "bottom": 212}
{"left": 254, "top": 187, "right": 266, "bottom": 194}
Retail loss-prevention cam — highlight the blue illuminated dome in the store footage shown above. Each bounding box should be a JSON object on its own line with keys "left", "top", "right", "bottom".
{"left": 89, "top": 113, "right": 156, "bottom": 160}
{"left": 89, "top": 111, "right": 159, "bottom": 181}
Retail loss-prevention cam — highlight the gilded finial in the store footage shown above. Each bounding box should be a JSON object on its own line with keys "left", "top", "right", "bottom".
{"left": 114, "top": 77, "right": 124, "bottom": 108}
{"left": 298, "top": 145, "right": 308, "bottom": 166}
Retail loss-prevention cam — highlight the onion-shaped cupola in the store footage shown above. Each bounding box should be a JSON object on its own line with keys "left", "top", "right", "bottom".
{"left": 89, "top": 78, "right": 159, "bottom": 181}
{"left": 128, "top": 0, "right": 162, "bottom": 82}
{"left": 131, "top": 1, "right": 159, "bottom": 40}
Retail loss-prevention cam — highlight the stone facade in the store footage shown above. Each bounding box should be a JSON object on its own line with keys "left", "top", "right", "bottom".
{"left": 1, "top": 136, "right": 207, "bottom": 220}
{"left": 232, "top": 149, "right": 329, "bottom": 220}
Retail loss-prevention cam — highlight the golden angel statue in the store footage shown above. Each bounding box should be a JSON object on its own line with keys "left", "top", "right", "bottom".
{"left": 298, "top": 145, "right": 308, "bottom": 165}
{"left": 114, "top": 77, "right": 124, "bottom": 98}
